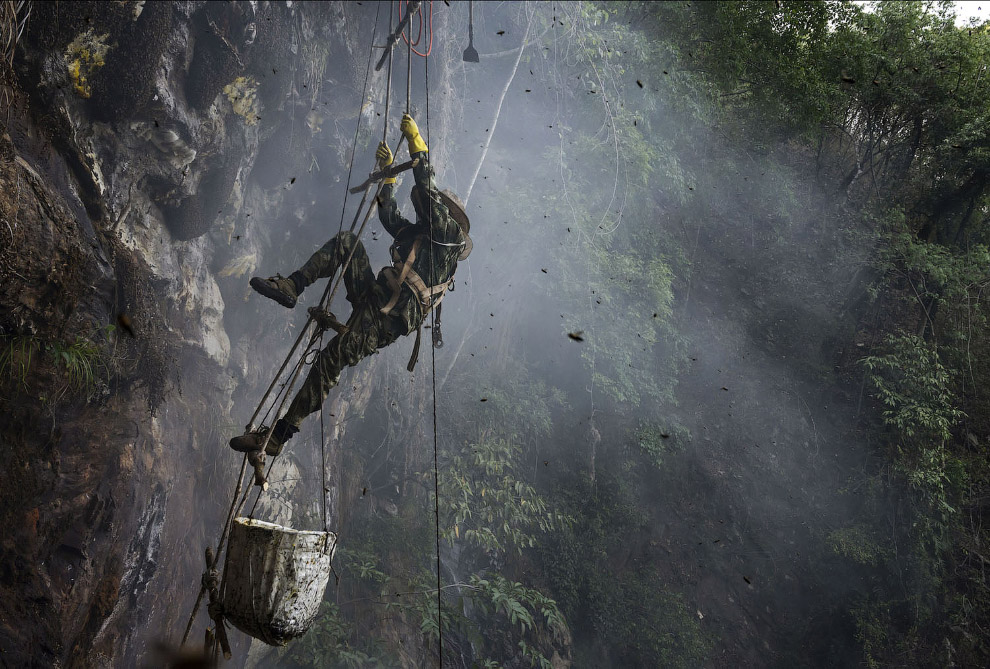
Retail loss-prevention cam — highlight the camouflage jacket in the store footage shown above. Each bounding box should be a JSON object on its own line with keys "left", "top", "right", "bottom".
{"left": 376, "top": 151, "right": 466, "bottom": 292}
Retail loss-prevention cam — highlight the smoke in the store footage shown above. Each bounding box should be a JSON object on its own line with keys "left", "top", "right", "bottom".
{"left": 208, "top": 1, "right": 885, "bottom": 665}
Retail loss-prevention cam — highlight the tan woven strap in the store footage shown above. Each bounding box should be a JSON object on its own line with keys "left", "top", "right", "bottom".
{"left": 380, "top": 236, "right": 451, "bottom": 316}
{"left": 403, "top": 274, "right": 451, "bottom": 372}
{"left": 380, "top": 237, "right": 422, "bottom": 315}
{"left": 403, "top": 269, "right": 450, "bottom": 311}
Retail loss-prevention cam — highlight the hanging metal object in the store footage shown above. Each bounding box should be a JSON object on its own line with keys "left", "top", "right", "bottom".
{"left": 463, "top": 0, "right": 479, "bottom": 62}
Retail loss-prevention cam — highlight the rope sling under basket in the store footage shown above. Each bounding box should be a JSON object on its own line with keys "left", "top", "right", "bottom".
{"left": 175, "top": 1, "right": 428, "bottom": 656}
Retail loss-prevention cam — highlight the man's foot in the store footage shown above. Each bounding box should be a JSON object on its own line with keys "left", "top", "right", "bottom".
{"left": 249, "top": 275, "right": 297, "bottom": 308}
{"left": 229, "top": 427, "right": 285, "bottom": 456}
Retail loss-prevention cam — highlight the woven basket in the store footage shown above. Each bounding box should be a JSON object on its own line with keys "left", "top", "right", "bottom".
{"left": 222, "top": 517, "right": 335, "bottom": 645}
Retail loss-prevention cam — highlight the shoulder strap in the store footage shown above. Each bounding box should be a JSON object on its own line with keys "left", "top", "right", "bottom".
{"left": 380, "top": 236, "right": 424, "bottom": 315}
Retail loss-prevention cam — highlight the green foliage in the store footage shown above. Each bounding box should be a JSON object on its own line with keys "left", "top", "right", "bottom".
{"left": 482, "top": 1, "right": 690, "bottom": 411}
{"left": 463, "top": 574, "right": 568, "bottom": 668}
{"left": 862, "top": 334, "right": 966, "bottom": 521}
{"left": 878, "top": 230, "right": 990, "bottom": 329}
{"left": 862, "top": 334, "right": 962, "bottom": 443}
{"left": 543, "top": 473, "right": 709, "bottom": 666}
{"left": 469, "top": 574, "right": 567, "bottom": 640}
{"left": 848, "top": 597, "right": 944, "bottom": 669}
{"left": 48, "top": 334, "right": 103, "bottom": 392}
{"left": 283, "top": 601, "right": 381, "bottom": 668}
{"left": 470, "top": 373, "right": 566, "bottom": 443}
{"left": 439, "top": 435, "right": 570, "bottom": 556}
{"left": 0, "top": 330, "right": 110, "bottom": 397}
{"left": 0, "top": 335, "right": 40, "bottom": 388}
{"left": 579, "top": 242, "right": 681, "bottom": 407}
{"left": 851, "top": 599, "right": 893, "bottom": 669}
{"left": 376, "top": 573, "right": 456, "bottom": 649}
{"left": 338, "top": 547, "right": 390, "bottom": 586}
{"left": 827, "top": 525, "right": 889, "bottom": 567}
{"left": 632, "top": 421, "right": 689, "bottom": 470}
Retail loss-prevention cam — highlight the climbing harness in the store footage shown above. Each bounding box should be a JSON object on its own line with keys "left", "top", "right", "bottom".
{"left": 379, "top": 234, "right": 455, "bottom": 371}
{"left": 380, "top": 236, "right": 454, "bottom": 316}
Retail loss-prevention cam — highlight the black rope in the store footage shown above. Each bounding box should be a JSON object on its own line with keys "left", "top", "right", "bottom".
{"left": 406, "top": 6, "right": 412, "bottom": 114}
{"left": 424, "top": 26, "right": 444, "bottom": 667}
{"left": 384, "top": 1, "right": 394, "bottom": 145}
{"left": 319, "top": 331, "right": 329, "bottom": 531}
{"left": 338, "top": 0, "right": 384, "bottom": 235}
{"left": 178, "top": 3, "right": 386, "bottom": 648}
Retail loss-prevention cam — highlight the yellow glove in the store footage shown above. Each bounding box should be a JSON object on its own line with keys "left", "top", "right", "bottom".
{"left": 376, "top": 142, "right": 396, "bottom": 184}
{"left": 400, "top": 113, "right": 428, "bottom": 155}
{"left": 376, "top": 141, "right": 394, "bottom": 166}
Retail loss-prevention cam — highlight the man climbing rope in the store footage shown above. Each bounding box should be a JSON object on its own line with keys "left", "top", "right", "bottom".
{"left": 229, "top": 113, "right": 471, "bottom": 456}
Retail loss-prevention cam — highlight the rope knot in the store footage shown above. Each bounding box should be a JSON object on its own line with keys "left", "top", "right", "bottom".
{"left": 201, "top": 568, "right": 221, "bottom": 592}
{"left": 207, "top": 600, "right": 225, "bottom": 622}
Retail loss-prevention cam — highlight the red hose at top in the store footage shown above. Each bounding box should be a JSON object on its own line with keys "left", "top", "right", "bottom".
{"left": 399, "top": 0, "right": 433, "bottom": 57}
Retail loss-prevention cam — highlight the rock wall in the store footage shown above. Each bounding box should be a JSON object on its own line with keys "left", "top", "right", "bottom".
{"left": 0, "top": 2, "right": 424, "bottom": 665}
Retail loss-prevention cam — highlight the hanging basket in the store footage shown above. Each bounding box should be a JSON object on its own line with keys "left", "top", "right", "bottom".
{"left": 222, "top": 517, "right": 336, "bottom": 646}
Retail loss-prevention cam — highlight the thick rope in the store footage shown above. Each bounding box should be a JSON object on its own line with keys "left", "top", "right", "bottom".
{"left": 338, "top": 0, "right": 384, "bottom": 235}
{"left": 424, "top": 37, "right": 443, "bottom": 669}
{"left": 247, "top": 179, "right": 387, "bottom": 517}
{"left": 384, "top": 2, "right": 394, "bottom": 144}
{"left": 179, "top": 452, "right": 249, "bottom": 646}
{"left": 178, "top": 3, "right": 386, "bottom": 647}
{"left": 406, "top": 8, "right": 412, "bottom": 114}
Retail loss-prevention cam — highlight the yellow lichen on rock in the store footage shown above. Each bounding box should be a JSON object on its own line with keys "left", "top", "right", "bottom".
{"left": 65, "top": 30, "right": 111, "bottom": 99}
{"left": 306, "top": 109, "right": 323, "bottom": 135}
{"left": 223, "top": 77, "right": 260, "bottom": 125}
{"left": 219, "top": 253, "right": 258, "bottom": 279}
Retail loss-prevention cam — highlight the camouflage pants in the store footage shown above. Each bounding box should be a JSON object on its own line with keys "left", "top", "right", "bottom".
{"left": 282, "top": 232, "right": 411, "bottom": 428}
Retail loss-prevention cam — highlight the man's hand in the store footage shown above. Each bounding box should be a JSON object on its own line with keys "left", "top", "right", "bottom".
{"left": 308, "top": 306, "right": 349, "bottom": 334}
{"left": 400, "top": 113, "right": 428, "bottom": 155}
{"left": 376, "top": 142, "right": 396, "bottom": 184}
{"left": 376, "top": 141, "right": 394, "bottom": 166}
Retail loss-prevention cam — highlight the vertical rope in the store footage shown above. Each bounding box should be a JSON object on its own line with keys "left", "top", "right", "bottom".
{"left": 424, "top": 32, "right": 443, "bottom": 668}
{"left": 384, "top": 1, "right": 395, "bottom": 144}
{"left": 178, "top": 2, "right": 386, "bottom": 647}
{"left": 320, "top": 377, "right": 328, "bottom": 531}
{"left": 406, "top": 5, "right": 412, "bottom": 114}
{"left": 338, "top": 0, "right": 384, "bottom": 234}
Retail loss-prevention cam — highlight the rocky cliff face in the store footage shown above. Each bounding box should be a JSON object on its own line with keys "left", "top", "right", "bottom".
{"left": 0, "top": 2, "right": 423, "bottom": 665}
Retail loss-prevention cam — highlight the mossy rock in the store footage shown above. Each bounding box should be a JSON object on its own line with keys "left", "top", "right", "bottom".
{"left": 23, "top": 2, "right": 110, "bottom": 53}
{"left": 186, "top": 35, "right": 242, "bottom": 113}
{"left": 25, "top": 2, "right": 175, "bottom": 123}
